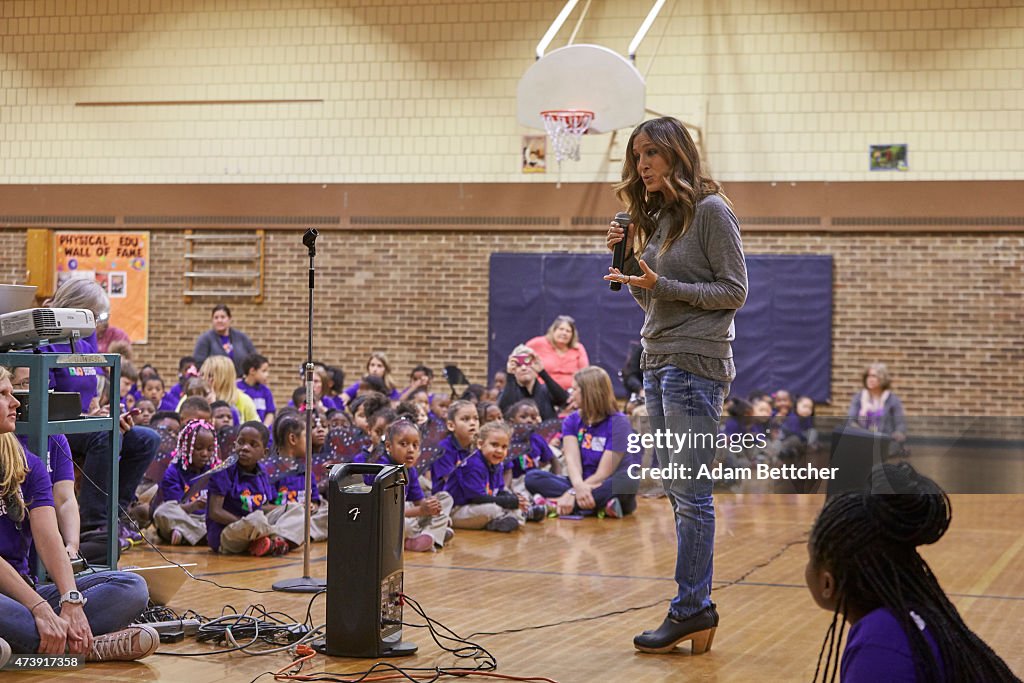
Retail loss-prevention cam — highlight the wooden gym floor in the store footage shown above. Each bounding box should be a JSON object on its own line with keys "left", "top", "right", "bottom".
{"left": 8, "top": 493, "right": 1024, "bottom": 683}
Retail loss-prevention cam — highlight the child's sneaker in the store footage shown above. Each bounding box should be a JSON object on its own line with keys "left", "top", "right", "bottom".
{"left": 403, "top": 534, "right": 434, "bottom": 553}
{"left": 525, "top": 504, "right": 548, "bottom": 522}
{"left": 249, "top": 536, "right": 273, "bottom": 557}
{"left": 443, "top": 527, "right": 455, "bottom": 543}
{"left": 485, "top": 516, "right": 520, "bottom": 533}
{"left": 118, "top": 522, "right": 144, "bottom": 548}
{"left": 270, "top": 537, "right": 291, "bottom": 556}
{"left": 0, "top": 637, "right": 10, "bottom": 669}
{"left": 87, "top": 625, "right": 159, "bottom": 662}
{"left": 604, "top": 497, "right": 624, "bottom": 519}
{"left": 169, "top": 529, "right": 184, "bottom": 546}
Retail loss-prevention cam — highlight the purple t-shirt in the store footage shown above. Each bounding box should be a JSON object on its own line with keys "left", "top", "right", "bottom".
{"left": 446, "top": 451, "right": 505, "bottom": 507}
{"left": 561, "top": 411, "right": 633, "bottom": 480}
{"left": 38, "top": 334, "right": 100, "bottom": 412}
{"left": 321, "top": 395, "right": 345, "bottom": 411}
{"left": 507, "top": 432, "right": 555, "bottom": 478}
{"left": 237, "top": 380, "right": 276, "bottom": 421}
{"left": 842, "top": 607, "right": 944, "bottom": 682}
{"left": 344, "top": 382, "right": 401, "bottom": 401}
{"left": 781, "top": 413, "right": 815, "bottom": 439}
{"left": 0, "top": 449, "right": 54, "bottom": 577}
{"left": 206, "top": 462, "right": 275, "bottom": 551}
{"left": 160, "top": 383, "right": 184, "bottom": 412}
{"left": 158, "top": 461, "right": 212, "bottom": 505}
{"left": 273, "top": 469, "right": 321, "bottom": 506}
{"left": 357, "top": 454, "right": 424, "bottom": 503}
{"left": 16, "top": 434, "right": 74, "bottom": 484}
{"left": 219, "top": 334, "right": 234, "bottom": 359}
{"left": 429, "top": 435, "right": 473, "bottom": 493}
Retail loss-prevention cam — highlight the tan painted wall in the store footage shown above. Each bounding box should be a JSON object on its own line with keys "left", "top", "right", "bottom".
{"left": 0, "top": 0, "right": 1021, "bottom": 183}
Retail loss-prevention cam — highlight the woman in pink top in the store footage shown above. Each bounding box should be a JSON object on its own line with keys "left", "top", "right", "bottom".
{"left": 525, "top": 316, "right": 589, "bottom": 391}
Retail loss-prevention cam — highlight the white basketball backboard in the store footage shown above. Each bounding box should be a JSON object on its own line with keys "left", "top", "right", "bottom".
{"left": 517, "top": 44, "right": 646, "bottom": 135}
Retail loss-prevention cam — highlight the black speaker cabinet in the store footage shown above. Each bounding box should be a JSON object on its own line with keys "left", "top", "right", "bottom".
{"left": 314, "top": 462, "right": 417, "bottom": 658}
{"left": 826, "top": 423, "right": 892, "bottom": 498}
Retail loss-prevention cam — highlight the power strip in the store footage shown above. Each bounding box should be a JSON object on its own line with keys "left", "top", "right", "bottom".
{"left": 143, "top": 619, "right": 201, "bottom": 636}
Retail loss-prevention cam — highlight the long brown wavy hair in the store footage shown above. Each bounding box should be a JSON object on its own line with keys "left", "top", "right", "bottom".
{"left": 614, "top": 117, "right": 726, "bottom": 256}
{"left": 0, "top": 367, "right": 28, "bottom": 523}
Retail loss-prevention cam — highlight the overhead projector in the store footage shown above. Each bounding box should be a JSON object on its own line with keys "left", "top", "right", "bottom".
{"left": 0, "top": 308, "right": 97, "bottom": 351}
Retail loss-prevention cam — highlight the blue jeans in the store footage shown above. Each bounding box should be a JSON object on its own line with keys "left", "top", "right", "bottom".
{"left": 67, "top": 426, "right": 161, "bottom": 530}
{"left": 524, "top": 469, "right": 638, "bottom": 515}
{"left": 644, "top": 365, "right": 728, "bottom": 620}
{"left": 0, "top": 571, "right": 149, "bottom": 654}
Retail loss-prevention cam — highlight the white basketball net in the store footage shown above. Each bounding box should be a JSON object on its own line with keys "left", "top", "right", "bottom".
{"left": 541, "top": 110, "right": 594, "bottom": 163}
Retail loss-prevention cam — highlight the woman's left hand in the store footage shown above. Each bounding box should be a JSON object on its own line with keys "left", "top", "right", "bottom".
{"left": 604, "top": 259, "right": 657, "bottom": 290}
{"left": 60, "top": 604, "right": 94, "bottom": 654}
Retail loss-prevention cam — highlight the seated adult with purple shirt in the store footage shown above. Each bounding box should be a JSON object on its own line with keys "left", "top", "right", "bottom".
{"left": 0, "top": 367, "right": 159, "bottom": 665}
{"left": 9, "top": 369, "right": 80, "bottom": 561}
{"left": 524, "top": 367, "right": 638, "bottom": 518}
{"left": 806, "top": 462, "right": 1017, "bottom": 682}
{"left": 35, "top": 279, "right": 160, "bottom": 554}
{"left": 192, "top": 304, "right": 258, "bottom": 378}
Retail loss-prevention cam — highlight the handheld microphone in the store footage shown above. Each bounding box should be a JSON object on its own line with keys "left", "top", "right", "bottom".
{"left": 609, "top": 212, "right": 632, "bottom": 291}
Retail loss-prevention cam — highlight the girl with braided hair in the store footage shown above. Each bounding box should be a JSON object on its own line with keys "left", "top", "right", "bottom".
{"left": 805, "top": 462, "right": 1019, "bottom": 682}
{"left": 152, "top": 420, "right": 221, "bottom": 546}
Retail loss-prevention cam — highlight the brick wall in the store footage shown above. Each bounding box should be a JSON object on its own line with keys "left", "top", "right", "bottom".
{"left": 7, "top": 221, "right": 1022, "bottom": 417}
{"left": 0, "top": 229, "right": 26, "bottom": 283}
{"left": 0, "top": 0, "right": 1021, "bottom": 183}
{"left": 134, "top": 228, "right": 1023, "bottom": 418}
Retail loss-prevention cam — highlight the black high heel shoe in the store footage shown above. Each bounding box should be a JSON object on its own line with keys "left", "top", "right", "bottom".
{"left": 633, "top": 603, "right": 719, "bottom": 654}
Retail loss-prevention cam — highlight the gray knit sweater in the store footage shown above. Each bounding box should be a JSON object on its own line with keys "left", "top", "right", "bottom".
{"left": 627, "top": 194, "right": 748, "bottom": 359}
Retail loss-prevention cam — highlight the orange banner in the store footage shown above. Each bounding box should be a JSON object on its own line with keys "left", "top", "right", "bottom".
{"left": 54, "top": 231, "right": 150, "bottom": 343}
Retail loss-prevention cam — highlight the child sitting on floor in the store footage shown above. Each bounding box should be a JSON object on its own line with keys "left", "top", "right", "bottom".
{"left": 210, "top": 400, "right": 237, "bottom": 430}
{"left": 503, "top": 399, "right": 560, "bottom": 498}
{"left": 429, "top": 400, "right": 479, "bottom": 494}
{"left": 206, "top": 421, "right": 291, "bottom": 556}
{"left": 380, "top": 417, "right": 454, "bottom": 552}
{"left": 447, "top": 421, "right": 545, "bottom": 532}
{"left": 141, "top": 376, "right": 166, "bottom": 415}
{"left": 272, "top": 414, "right": 328, "bottom": 543}
{"left": 160, "top": 356, "right": 198, "bottom": 411}
{"left": 152, "top": 419, "right": 221, "bottom": 546}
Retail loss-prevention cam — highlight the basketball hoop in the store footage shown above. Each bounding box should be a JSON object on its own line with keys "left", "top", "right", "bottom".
{"left": 541, "top": 109, "right": 594, "bottom": 163}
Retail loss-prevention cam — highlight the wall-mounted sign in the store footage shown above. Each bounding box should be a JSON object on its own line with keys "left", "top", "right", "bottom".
{"left": 870, "top": 144, "right": 908, "bottom": 171}
{"left": 54, "top": 231, "right": 150, "bottom": 343}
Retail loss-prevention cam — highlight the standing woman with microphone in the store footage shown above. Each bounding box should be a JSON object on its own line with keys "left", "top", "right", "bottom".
{"left": 605, "top": 117, "right": 747, "bottom": 655}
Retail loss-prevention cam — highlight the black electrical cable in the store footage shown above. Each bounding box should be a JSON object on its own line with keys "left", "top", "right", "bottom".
{"left": 464, "top": 532, "right": 806, "bottom": 643}
{"left": 72, "top": 456, "right": 282, "bottom": 594}
{"left": 153, "top": 591, "right": 327, "bottom": 658}
{"left": 244, "top": 592, "right": 541, "bottom": 683}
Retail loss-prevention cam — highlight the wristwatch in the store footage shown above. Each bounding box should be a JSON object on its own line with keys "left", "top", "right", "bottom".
{"left": 59, "top": 590, "right": 87, "bottom": 607}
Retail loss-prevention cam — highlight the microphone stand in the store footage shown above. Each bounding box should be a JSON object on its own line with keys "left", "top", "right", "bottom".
{"left": 273, "top": 228, "right": 327, "bottom": 594}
